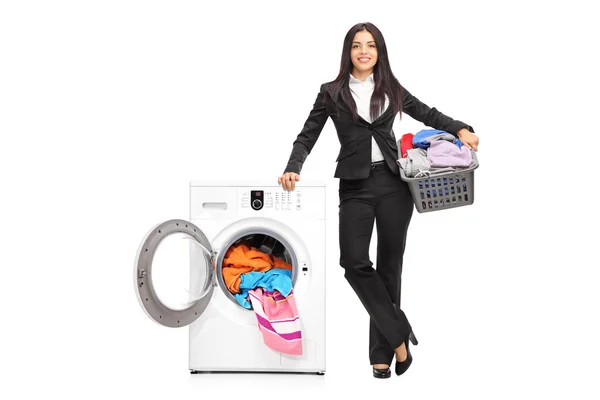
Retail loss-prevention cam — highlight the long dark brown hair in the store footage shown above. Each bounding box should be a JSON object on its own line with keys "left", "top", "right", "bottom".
{"left": 323, "top": 22, "right": 404, "bottom": 122}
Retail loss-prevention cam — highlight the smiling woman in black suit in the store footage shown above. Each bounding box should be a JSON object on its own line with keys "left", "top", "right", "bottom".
{"left": 277, "top": 22, "right": 479, "bottom": 379}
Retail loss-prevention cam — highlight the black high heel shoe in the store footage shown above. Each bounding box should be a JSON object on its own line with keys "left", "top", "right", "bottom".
{"left": 372, "top": 365, "right": 391, "bottom": 379}
{"left": 395, "top": 331, "right": 418, "bottom": 376}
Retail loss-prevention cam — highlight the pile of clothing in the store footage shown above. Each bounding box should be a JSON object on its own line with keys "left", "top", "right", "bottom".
{"left": 222, "top": 242, "right": 303, "bottom": 355}
{"left": 397, "top": 129, "right": 475, "bottom": 178}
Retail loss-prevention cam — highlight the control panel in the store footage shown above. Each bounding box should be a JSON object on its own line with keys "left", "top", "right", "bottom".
{"left": 241, "top": 188, "right": 302, "bottom": 211}
{"left": 189, "top": 183, "right": 325, "bottom": 220}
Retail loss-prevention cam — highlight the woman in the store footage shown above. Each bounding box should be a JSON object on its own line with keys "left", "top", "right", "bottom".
{"left": 277, "top": 22, "right": 479, "bottom": 379}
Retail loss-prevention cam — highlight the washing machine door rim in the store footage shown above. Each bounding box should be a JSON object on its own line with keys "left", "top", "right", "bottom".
{"left": 134, "top": 219, "right": 215, "bottom": 328}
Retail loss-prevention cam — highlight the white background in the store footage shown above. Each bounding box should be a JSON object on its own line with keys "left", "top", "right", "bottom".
{"left": 1, "top": 0, "right": 599, "bottom": 398}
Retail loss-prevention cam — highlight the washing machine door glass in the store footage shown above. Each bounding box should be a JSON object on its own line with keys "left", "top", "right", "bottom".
{"left": 134, "top": 219, "right": 215, "bottom": 327}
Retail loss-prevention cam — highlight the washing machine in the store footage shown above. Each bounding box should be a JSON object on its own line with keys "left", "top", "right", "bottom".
{"left": 134, "top": 179, "right": 326, "bottom": 374}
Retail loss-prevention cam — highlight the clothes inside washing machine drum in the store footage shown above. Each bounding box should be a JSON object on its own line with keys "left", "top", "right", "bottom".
{"left": 222, "top": 242, "right": 302, "bottom": 355}
{"left": 235, "top": 268, "right": 292, "bottom": 309}
{"left": 222, "top": 243, "right": 293, "bottom": 294}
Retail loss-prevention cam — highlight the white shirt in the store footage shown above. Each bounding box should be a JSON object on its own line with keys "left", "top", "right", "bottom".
{"left": 349, "top": 73, "right": 390, "bottom": 162}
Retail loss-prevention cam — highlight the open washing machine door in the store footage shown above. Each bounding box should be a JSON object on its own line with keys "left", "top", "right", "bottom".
{"left": 134, "top": 219, "right": 215, "bottom": 328}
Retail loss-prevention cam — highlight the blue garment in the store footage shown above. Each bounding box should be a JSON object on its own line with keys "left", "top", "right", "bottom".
{"left": 413, "top": 129, "right": 464, "bottom": 149}
{"left": 234, "top": 268, "right": 293, "bottom": 309}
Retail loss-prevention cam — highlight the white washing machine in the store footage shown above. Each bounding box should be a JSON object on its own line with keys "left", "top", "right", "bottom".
{"left": 134, "top": 180, "right": 326, "bottom": 374}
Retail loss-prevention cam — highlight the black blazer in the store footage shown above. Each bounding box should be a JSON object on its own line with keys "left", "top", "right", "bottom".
{"left": 283, "top": 82, "right": 475, "bottom": 179}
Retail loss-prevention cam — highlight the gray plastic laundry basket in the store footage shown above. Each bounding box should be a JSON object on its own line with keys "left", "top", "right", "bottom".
{"left": 399, "top": 150, "right": 479, "bottom": 213}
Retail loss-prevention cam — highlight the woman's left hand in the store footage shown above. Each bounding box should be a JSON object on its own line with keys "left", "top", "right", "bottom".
{"left": 457, "top": 128, "right": 479, "bottom": 151}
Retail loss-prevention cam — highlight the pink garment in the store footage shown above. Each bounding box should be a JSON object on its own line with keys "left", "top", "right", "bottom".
{"left": 427, "top": 139, "right": 472, "bottom": 168}
{"left": 248, "top": 288, "right": 303, "bottom": 355}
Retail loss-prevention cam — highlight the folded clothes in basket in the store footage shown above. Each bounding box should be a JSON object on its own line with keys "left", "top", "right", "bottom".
{"left": 427, "top": 139, "right": 472, "bottom": 168}
{"left": 398, "top": 148, "right": 428, "bottom": 175}
{"left": 400, "top": 133, "right": 414, "bottom": 158}
{"left": 397, "top": 148, "right": 455, "bottom": 178}
{"left": 413, "top": 129, "right": 464, "bottom": 149}
{"left": 398, "top": 129, "right": 476, "bottom": 177}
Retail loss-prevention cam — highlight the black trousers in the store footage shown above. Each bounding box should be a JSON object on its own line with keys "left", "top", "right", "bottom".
{"left": 338, "top": 161, "right": 415, "bottom": 365}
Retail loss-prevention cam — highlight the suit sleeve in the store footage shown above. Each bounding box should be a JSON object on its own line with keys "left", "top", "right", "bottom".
{"left": 283, "top": 84, "right": 329, "bottom": 174}
{"left": 401, "top": 85, "right": 475, "bottom": 136}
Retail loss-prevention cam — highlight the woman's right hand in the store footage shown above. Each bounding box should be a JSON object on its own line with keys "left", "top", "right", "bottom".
{"left": 277, "top": 172, "right": 300, "bottom": 191}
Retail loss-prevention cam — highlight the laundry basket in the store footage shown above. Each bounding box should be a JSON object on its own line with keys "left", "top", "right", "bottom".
{"left": 400, "top": 150, "right": 479, "bottom": 213}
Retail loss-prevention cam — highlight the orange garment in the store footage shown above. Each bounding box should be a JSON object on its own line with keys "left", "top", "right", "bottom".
{"left": 222, "top": 243, "right": 292, "bottom": 294}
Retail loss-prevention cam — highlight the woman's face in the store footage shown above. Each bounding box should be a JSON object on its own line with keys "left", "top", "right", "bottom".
{"left": 350, "top": 30, "right": 378, "bottom": 76}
